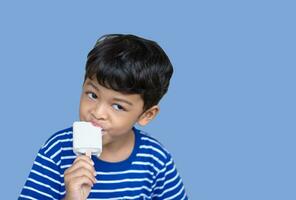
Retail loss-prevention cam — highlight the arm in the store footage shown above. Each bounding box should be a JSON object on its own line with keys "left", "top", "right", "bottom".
{"left": 152, "top": 154, "right": 188, "bottom": 200}
{"left": 19, "top": 149, "right": 96, "bottom": 200}
{"left": 63, "top": 155, "right": 96, "bottom": 200}
{"left": 19, "top": 148, "right": 64, "bottom": 200}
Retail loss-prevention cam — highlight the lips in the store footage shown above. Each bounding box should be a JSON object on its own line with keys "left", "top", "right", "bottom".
{"left": 90, "top": 120, "right": 106, "bottom": 132}
{"left": 91, "top": 121, "right": 102, "bottom": 128}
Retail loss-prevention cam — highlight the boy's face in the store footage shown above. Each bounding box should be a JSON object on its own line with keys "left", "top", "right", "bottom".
{"left": 79, "top": 78, "right": 158, "bottom": 146}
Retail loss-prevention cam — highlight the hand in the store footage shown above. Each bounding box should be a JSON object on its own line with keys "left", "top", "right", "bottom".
{"left": 63, "top": 155, "right": 97, "bottom": 200}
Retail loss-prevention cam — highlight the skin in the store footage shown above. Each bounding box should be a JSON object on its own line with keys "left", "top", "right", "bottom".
{"left": 63, "top": 78, "right": 159, "bottom": 200}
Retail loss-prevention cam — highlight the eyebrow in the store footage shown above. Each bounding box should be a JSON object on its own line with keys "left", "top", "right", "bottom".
{"left": 86, "top": 81, "right": 99, "bottom": 91}
{"left": 113, "top": 97, "right": 133, "bottom": 106}
{"left": 86, "top": 81, "right": 133, "bottom": 106}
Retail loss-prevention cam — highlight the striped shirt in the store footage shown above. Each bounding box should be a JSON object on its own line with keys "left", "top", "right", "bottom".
{"left": 19, "top": 127, "right": 188, "bottom": 200}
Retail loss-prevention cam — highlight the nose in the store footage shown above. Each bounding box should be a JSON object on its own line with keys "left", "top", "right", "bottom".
{"left": 91, "top": 103, "right": 108, "bottom": 120}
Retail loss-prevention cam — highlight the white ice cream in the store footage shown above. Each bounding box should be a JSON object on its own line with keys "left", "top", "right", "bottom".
{"left": 73, "top": 121, "right": 102, "bottom": 157}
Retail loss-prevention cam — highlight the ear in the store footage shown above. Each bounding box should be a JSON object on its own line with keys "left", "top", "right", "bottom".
{"left": 137, "top": 105, "right": 160, "bottom": 126}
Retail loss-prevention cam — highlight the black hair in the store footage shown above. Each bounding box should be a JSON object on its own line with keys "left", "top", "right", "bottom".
{"left": 85, "top": 34, "right": 173, "bottom": 111}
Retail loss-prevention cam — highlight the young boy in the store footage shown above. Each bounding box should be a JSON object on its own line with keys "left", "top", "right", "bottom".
{"left": 19, "top": 34, "right": 188, "bottom": 200}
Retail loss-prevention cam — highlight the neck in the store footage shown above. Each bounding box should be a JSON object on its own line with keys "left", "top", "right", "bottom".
{"left": 99, "top": 130, "right": 135, "bottom": 162}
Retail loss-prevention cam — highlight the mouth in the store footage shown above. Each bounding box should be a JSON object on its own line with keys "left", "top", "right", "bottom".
{"left": 90, "top": 121, "right": 107, "bottom": 135}
{"left": 90, "top": 120, "right": 102, "bottom": 128}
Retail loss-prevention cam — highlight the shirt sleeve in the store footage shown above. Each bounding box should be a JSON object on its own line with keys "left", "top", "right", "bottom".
{"left": 152, "top": 154, "right": 188, "bottom": 200}
{"left": 19, "top": 147, "right": 64, "bottom": 200}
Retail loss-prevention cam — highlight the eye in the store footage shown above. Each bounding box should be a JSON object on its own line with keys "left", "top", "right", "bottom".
{"left": 86, "top": 92, "right": 97, "bottom": 100}
{"left": 112, "top": 104, "right": 125, "bottom": 111}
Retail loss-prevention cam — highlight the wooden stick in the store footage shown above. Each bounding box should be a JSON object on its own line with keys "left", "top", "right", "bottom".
{"left": 86, "top": 150, "right": 91, "bottom": 158}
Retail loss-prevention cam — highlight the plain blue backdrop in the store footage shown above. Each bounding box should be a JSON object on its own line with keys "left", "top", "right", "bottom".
{"left": 1, "top": 0, "right": 295, "bottom": 199}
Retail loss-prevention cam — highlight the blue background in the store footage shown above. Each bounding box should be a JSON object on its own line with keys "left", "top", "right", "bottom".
{"left": 1, "top": 0, "right": 295, "bottom": 199}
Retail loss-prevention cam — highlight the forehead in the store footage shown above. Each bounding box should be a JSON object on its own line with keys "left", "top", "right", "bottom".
{"left": 84, "top": 78, "right": 144, "bottom": 104}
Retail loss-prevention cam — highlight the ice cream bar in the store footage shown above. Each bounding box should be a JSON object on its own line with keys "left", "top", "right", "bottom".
{"left": 73, "top": 121, "right": 102, "bottom": 157}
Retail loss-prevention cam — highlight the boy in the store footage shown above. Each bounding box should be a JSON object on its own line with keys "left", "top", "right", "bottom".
{"left": 19, "top": 34, "right": 188, "bottom": 200}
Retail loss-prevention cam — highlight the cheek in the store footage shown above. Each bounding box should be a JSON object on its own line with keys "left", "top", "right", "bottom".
{"left": 79, "top": 105, "right": 85, "bottom": 120}
{"left": 113, "top": 114, "right": 139, "bottom": 130}
{"left": 79, "top": 99, "right": 90, "bottom": 119}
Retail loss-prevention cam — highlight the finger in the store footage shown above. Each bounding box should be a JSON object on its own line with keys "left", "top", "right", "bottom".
{"left": 73, "top": 155, "right": 94, "bottom": 165}
{"left": 65, "top": 167, "right": 97, "bottom": 184}
{"left": 67, "top": 159, "right": 95, "bottom": 174}
{"left": 66, "top": 159, "right": 96, "bottom": 175}
{"left": 65, "top": 167, "right": 97, "bottom": 185}
{"left": 68, "top": 175, "right": 95, "bottom": 189}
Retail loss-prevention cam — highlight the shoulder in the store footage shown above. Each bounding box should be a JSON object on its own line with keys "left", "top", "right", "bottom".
{"left": 134, "top": 128, "right": 173, "bottom": 172}
{"left": 39, "top": 127, "right": 73, "bottom": 162}
{"left": 136, "top": 128, "right": 170, "bottom": 157}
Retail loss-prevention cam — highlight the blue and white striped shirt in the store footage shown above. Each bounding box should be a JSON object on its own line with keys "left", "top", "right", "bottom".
{"left": 19, "top": 127, "right": 188, "bottom": 200}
